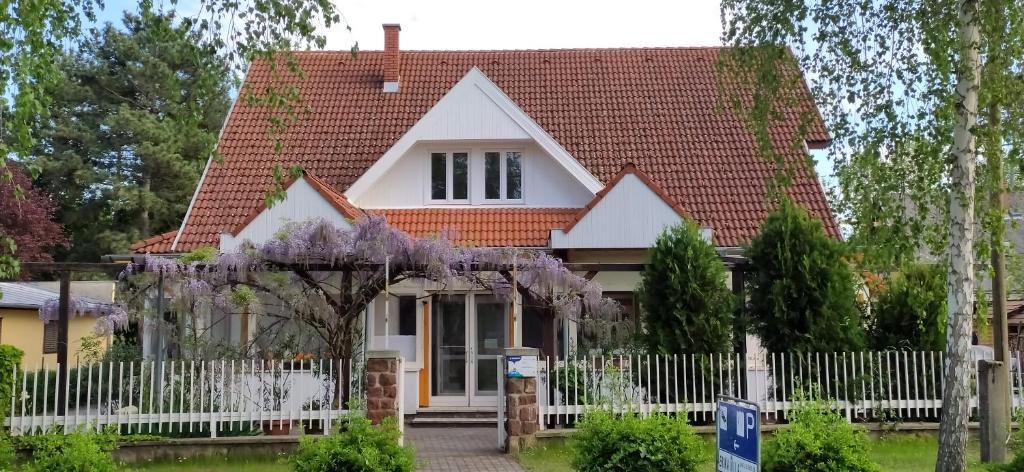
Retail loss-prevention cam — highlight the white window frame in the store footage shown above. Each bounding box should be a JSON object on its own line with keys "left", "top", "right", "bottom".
{"left": 482, "top": 148, "right": 525, "bottom": 203}
{"left": 427, "top": 149, "right": 472, "bottom": 204}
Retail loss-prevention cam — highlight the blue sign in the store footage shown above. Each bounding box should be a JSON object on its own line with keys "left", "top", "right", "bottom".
{"left": 716, "top": 395, "right": 760, "bottom": 472}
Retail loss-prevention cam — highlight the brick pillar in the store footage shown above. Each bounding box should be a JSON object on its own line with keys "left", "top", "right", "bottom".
{"left": 504, "top": 347, "right": 540, "bottom": 453}
{"left": 366, "top": 350, "right": 402, "bottom": 425}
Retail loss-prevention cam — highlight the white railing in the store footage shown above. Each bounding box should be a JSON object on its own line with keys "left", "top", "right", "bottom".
{"left": 5, "top": 358, "right": 355, "bottom": 437}
{"left": 538, "top": 351, "right": 1024, "bottom": 428}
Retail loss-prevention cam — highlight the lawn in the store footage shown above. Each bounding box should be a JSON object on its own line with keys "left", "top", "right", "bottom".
{"left": 518, "top": 435, "right": 997, "bottom": 472}
{"left": 128, "top": 456, "right": 290, "bottom": 471}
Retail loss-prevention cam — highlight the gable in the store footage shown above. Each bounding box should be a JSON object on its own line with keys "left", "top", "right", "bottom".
{"left": 168, "top": 48, "right": 837, "bottom": 251}
{"left": 220, "top": 175, "right": 356, "bottom": 251}
{"left": 344, "top": 67, "right": 603, "bottom": 202}
{"left": 551, "top": 171, "right": 701, "bottom": 249}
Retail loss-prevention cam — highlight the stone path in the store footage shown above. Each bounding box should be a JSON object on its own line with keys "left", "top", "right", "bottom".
{"left": 406, "top": 426, "right": 526, "bottom": 472}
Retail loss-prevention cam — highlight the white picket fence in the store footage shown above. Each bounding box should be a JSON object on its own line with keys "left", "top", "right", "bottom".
{"left": 5, "top": 359, "right": 355, "bottom": 436}
{"left": 538, "top": 351, "right": 1024, "bottom": 428}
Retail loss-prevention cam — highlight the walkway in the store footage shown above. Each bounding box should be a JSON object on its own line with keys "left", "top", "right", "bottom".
{"left": 406, "top": 426, "right": 525, "bottom": 472}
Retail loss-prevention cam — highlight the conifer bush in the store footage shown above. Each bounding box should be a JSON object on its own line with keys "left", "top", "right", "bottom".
{"left": 747, "top": 198, "right": 865, "bottom": 353}
{"left": 639, "top": 221, "right": 734, "bottom": 354}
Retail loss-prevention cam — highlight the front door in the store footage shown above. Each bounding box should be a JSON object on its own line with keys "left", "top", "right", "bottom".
{"left": 430, "top": 294, "right": 508, "bottom": 407}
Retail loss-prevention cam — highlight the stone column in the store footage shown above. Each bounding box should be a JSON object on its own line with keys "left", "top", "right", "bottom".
{"left": 366, "top": 350, "right": 402, "bottom": 425}
{"left": 504, "top": 347, "right": 540, "bottom": 453}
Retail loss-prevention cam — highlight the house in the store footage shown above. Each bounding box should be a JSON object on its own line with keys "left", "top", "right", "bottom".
{"left": 131, "top": 25, "right": 837, "bottom": 411}
{"left": 0, "top": 282, "right": 113, "bottom": 367}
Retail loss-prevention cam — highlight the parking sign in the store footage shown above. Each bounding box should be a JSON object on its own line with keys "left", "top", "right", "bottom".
{"left": 716, "top": 395, "right": 760, "bottom": 472}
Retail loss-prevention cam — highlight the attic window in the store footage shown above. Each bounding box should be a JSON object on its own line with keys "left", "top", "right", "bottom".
{"left": 430, "top": 152, "right": 469, "bottom": 202}
{"left": 484, "top": 151, "right": 523, "bottom": 201}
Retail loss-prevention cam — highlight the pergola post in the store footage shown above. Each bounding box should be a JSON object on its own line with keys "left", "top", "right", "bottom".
{"left": 56, "top": 271, "right": 70, "bottom": 415}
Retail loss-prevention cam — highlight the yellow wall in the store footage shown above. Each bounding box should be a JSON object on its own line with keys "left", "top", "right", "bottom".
{"left": 0, "top": 308, "right": 108, "bottom": 368}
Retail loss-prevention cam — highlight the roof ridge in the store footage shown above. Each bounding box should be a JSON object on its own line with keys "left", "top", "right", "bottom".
{"left": 288, "top": 46, "right": 727, "bottom": 55}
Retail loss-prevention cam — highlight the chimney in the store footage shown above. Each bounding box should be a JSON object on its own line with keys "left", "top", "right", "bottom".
{"left": 383, "top": 24, "right": 401, "bottom": 93}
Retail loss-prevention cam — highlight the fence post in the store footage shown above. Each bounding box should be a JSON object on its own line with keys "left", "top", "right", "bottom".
{"left": 503, "top": 347, "right": 540, "bottom": 454}
{"left": 979, "top": 359, "right": 1009, "bottom": 463}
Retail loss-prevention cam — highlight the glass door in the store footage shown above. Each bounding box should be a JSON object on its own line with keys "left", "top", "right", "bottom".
{"left": 471, "top": 295, "right": 508, "bottom": 406}
{"left": 431, "top": 295, "right": 467, "bottom": 403}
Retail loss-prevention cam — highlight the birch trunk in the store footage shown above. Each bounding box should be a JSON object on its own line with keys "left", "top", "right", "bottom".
{"left": 936, "top": 0, "right": 981, "bottom": 470}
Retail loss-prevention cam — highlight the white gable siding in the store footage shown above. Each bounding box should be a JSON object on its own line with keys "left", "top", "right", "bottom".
{"left": 353, "top": 141, "right": 594, "bottom": 208}
{"left": 550, "top": 173, "right": 684, "bottom": 249}
{"left": 219, "top": 177, "right": 353, "bottom": 251}
{"left": 344, "top": 68, "right": 603, "bottom": 201}
{"left": 417, "top": 80, "right": 531, "bottom": 140}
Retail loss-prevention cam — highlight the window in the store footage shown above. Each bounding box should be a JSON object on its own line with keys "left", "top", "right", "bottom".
{"left": 484, "top": 151, "right": 523, "bottom": 201}
{"left": 373, "top": 295, "right": 419, "bottom": 362}
{"left": 43, "top": 322, "right": 57, "bottom": 354}
{"left": 429, "top": 152, "right": 469, "bottom": 201}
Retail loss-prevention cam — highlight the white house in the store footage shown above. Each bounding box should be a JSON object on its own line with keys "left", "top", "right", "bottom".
{"left": 131, "top": 24, "right": 838, "bottom": 411}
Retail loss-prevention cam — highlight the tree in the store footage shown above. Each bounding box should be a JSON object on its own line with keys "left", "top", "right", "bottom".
{"left": 30, "top": 7, "right": 232, "bottom": 261}
{"left": 719, "top": 0, "right": 1023, "bottom": 467}
{"left": 746, "top": 198, "right": 864, "bottom": 353}
{"left": 1, "top": 0, "right": 345, "bottom": 285}
{"left": 638, "top": 221, "right": 734, "bottom": 354}
{"left": 868, "top": 263, "right": 947, "bottom": 352}
{"left": 0, "top": 161, "right": 67, "bottom": 264}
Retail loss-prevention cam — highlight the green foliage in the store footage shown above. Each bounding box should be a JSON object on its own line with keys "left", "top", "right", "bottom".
{"left": 17, "top": 429, "right": 119, "bottom": 472}
{"left": 639, "top": 221, "right": 735, "bottom": 354}
{"left": 0, "top": 435, "right": 14, "bottom": 471}
{"left": 747, "top": 199, "right": 865, "bottom": 352}
{"left": 763, "top": 395, "right": 880, "bottom": 472}
{"left": 570, "top": 409, "right": 708, "bottom": 472}
{"left": 180, "top": 247, "right": 219, "bottom": 264}
{"left": 292, "top": 414, "right": 414, "bottom": 472}
{"left": 869, "top": 263, "right": 947, "bottom": 351}
{"left": 0, "top": 345, "right": 23, "bottom": 423}
{"left": 29, "top": 7, "right": 232, "bottom": 261}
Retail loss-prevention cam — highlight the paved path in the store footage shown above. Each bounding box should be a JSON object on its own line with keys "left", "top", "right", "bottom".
{"left": 406, "top": 426, "right": 525, "bottom": 472}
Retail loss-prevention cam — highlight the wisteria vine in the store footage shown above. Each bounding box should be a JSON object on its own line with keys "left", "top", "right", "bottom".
{"left": 40, "top": 297, "right": 130, "bottom": 335}
{"left": 123, "top": 215, "right": 621, "bottom": 358}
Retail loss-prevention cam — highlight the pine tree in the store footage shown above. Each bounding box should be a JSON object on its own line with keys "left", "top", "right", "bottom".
{"left": 30, "top": 6, "right": 232, "bottom": 261}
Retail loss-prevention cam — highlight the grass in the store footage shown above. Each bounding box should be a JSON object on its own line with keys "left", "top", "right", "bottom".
{"left": 128, "top": 456, "right": 290, "bottom": 471}
{"left": 518, "top": 435, "right": 1001, "bottom": 472}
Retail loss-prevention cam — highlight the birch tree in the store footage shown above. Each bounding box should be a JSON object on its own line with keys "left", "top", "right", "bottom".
{"left": 719, "top": 0, "right": 1024, "bottom": 469}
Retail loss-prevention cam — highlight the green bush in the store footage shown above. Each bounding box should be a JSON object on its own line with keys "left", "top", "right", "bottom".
{"left": 0, "top": 435, "right": 14, "bottom": 471}
{"left": 0, "top": 345, "right": 23, "bottom": 423}
{"left": 747, "top": 198, "right": 865, "bottom": 352}
{"left": 292, "top": 414, "right": 414, "bottom": 472}
{"left": 19, "top": 430, "right": 119, "bottom": 472}
{"left": 868, "top": 263, "right": 947, "bottom": 351}
{"left": 571, "top": 409, "right": 708, "bottom": 472}
{"left": 639, "top": 221, "right": 735, "bottom": 354}
{"left": 763, "top": 396, "right": 880, "bottom": 472}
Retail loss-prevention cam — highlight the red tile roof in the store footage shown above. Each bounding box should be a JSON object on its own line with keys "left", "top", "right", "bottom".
{"left": 166, "top": 47, "right": 836, "bottom": 251}
{"left": 376, "top": 208, "right": 579, "bottom": 247}
{"left": 130, "top": 230, "right": 177, "bottom": 254}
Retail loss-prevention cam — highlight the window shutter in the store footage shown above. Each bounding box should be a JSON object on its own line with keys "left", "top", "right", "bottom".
{"left": 43, "top": 322, "right": 58, "bottom": 354}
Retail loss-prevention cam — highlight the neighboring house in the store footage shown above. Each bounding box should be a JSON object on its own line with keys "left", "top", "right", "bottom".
{"left": 130, "top": 25, "right": 837, "bottom": 410}
{"left": 0, "top": 282, "right": 112, "bottom": 367}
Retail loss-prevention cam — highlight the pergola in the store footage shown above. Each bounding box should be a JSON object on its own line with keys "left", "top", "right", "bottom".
{"left": 13, "top": 252, "right": 751, "bottom": 413}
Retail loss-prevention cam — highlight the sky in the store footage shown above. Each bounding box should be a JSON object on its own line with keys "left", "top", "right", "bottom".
{"left": 97, "top": 0, "right": 834, "bottom": 188}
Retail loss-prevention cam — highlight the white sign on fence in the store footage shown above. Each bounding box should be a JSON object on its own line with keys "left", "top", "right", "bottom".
{"left": 507, "top": 355, "right": 537, "bottom": 378}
